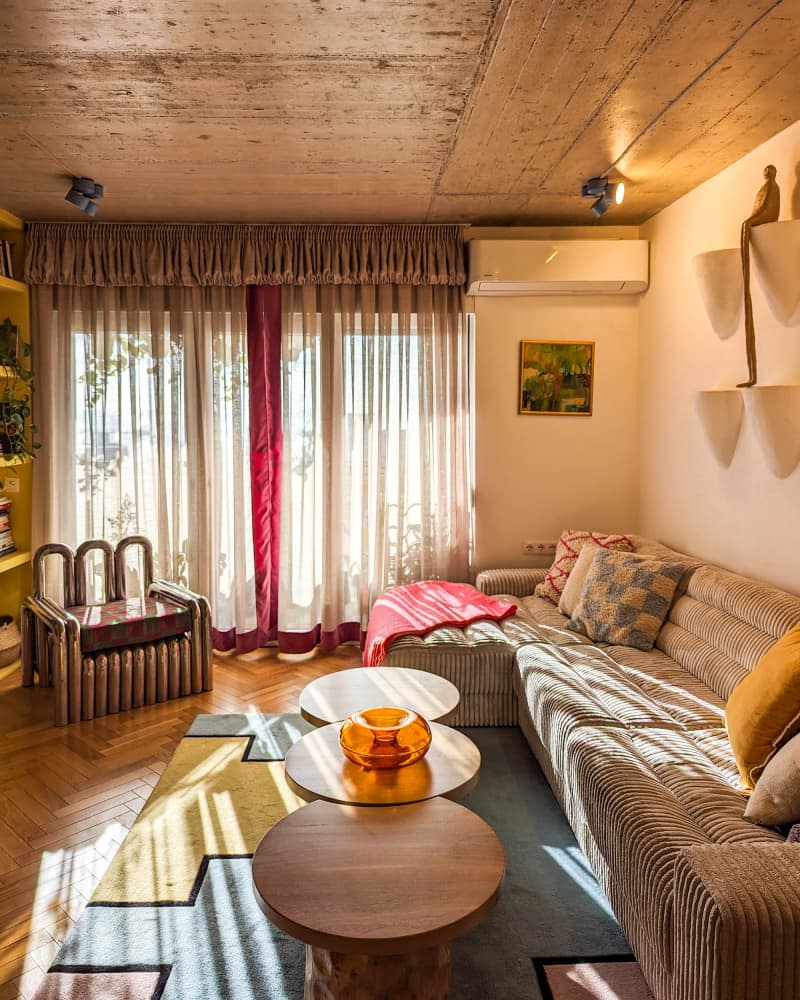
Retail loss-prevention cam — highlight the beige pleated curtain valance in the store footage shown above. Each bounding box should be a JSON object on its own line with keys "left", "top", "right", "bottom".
{"left": 24, "top": 222, "right": 466, "bottom": 287}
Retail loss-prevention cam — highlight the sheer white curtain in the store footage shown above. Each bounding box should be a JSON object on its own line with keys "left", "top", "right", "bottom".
{"left": 279, "top": 283, "right": 471, "bottom": 652}
{"left": 31, "top": 285, "right": 257, "bottom": 646}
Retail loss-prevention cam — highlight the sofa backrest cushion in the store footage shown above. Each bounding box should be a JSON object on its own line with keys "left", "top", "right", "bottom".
{"left": 629, "top": 534, "right": 703, "bottom": 591}
{"left": 657, "top": 563, "right": 800, "bottom": 701}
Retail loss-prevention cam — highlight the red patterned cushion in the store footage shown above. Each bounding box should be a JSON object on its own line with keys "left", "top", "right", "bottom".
{"left": 534, "top": 529, "right": 634, "bottom": 606}
{"left": 70, "top": 598, "right": 192, "bottom": 653}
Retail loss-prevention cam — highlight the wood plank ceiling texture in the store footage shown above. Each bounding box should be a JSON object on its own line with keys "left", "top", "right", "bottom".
{"left": 0, "top": 0, "right": 798, "bottom": 225}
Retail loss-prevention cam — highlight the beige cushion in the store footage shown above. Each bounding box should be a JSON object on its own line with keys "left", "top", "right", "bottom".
{"left": 558, "top": 543, "right": 599, "bottom": 617}
{"left": 534, "top": 529, "right": 634, "bottom": 606}
{"left": 567, "top": 550, "right": 686, "bottom": 651}
{"left": 745, "top": 732, "right": 800, "bottom": 826}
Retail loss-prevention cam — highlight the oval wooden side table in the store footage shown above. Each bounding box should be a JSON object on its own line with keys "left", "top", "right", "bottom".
{"left": 299, "top": 665, "right": 460, "bottom": 727}
{"left": 252, "top": 797, "right": 505, "bottom": 999}
{"left": 284, "top": 720, "right": 480, "bottom": 806}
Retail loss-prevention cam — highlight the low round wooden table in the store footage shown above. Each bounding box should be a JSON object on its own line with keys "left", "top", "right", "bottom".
{"left": 252, "top": 797, "right": 505, "bottom": 999}
{"left": 284, "top": 721, "right": 480, "bottom": 806}
{"left": 299, "top": 666, "right": 460, "bottom": 727}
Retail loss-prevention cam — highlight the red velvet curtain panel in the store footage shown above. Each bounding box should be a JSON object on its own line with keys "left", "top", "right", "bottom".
{"left": 246, "top": 286, "right": 282, "bottom": 644}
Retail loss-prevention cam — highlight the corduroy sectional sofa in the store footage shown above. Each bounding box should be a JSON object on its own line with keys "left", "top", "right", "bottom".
{"left": 384, "top": 535, "right": 800, "bottom": 1000}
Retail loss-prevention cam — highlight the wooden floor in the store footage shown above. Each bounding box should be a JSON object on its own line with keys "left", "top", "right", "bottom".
{"left": 0, "top": 645, "right": 363, "bottom": 999}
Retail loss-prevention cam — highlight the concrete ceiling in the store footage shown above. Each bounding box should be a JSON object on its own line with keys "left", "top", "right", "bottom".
{"left": 0, "top": 0, "right": 798, "bottom": 225}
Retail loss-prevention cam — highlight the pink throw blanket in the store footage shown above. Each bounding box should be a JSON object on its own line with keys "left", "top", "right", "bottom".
{"left": 364, "top": 580, "right": 517, "bottom": 667}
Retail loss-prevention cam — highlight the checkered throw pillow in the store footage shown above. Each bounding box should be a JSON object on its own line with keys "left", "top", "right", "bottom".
{"left": 534, "top": 529, "right": 634, "bottom": 606}
{"left": 566, "top": 549, "right": 686, "bottom": 651}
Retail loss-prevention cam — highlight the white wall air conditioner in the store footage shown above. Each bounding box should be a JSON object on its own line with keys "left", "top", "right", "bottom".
{"left": 467, "top": 239, "right": 649, "bottom": 296}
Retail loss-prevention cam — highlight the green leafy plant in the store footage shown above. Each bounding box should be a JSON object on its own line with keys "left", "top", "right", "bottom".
{"left": 0, "top": 319, "right": 39, "bottom": 466}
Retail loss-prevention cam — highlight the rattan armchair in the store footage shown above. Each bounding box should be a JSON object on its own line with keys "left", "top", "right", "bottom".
{"left": 21, "top": 536, "right": 212, "bottom": 726}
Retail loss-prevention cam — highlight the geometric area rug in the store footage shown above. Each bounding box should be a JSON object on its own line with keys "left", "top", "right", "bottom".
{"left": 33, "top": 714, "right": 650, "bottom": 999}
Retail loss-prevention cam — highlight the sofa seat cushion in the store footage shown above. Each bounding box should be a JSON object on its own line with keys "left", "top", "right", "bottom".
{"left": 516, "top": 645, "right": 624, "bottom": 806}
{"left": 517, "top": 641, "right": 688, "bottom": 735}
{"left": 386, "top": 617, "right": 514, "bottom": 652}
{"left": 382, "top": 597, "right": 590, "bottom": 726}
{"left": 385, "top": 591, "right": 588, "bottom": 662}
{"left": 628, "top": 727, "right": 782, "bottom": 845}
{"left": 603, "top": 644, "right": 726, "bottom": 730}
{"left": 69, "top": 597, "right": 192, "bottom": 653}
{"left": 516, "top": 639, "right": 744, "bottom": 848}
{"left": 515, "top": 594, "right": 594, "bottom": 646}
{"left": 384, "top": 593, "right": 588, "bottom": 669}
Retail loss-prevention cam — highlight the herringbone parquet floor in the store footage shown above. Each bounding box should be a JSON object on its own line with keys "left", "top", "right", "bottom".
{"left": 0, "top": 645, "right": 363, "bottom": 999}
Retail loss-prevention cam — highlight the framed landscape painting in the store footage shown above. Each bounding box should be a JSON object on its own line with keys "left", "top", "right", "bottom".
{"left": 519, "top": 340, "right": 594, "bottom": 415}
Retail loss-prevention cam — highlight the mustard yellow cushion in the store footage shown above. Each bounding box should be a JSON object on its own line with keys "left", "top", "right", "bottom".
{"left": 726, "top": 622, "right": 800, "bottom": 790}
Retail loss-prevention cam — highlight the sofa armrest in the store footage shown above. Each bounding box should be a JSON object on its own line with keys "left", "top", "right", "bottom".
{"left": 673, "top": 842, "right": 800, "bottom": 1000}
{"left": 474, "top": 567, "right": 548, "bottom": 598}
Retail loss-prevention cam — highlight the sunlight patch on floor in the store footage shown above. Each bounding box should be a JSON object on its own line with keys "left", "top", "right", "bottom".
{"left": 542, "top": 843, "right": 616, "bottom": 919}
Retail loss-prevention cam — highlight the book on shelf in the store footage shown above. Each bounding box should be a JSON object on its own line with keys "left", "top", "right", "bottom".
{"left": 0, "top": 497, "right": 16, "bottom": 554}
{"left": 0, "top": 240, "right": 14, "bottom": 279}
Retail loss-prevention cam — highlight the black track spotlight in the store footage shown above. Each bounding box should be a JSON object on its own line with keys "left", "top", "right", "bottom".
{"left": 591, "top": 192, "right": 611, "bottom": 218}
{"left": 65, "top": 176, "right": 104, "bottom": 215}
{"left": 581, "top": 177, "right": 624, "bottom": 217}
{"left": 581, "top": 177, "right": 607, "bottom": 199}
{"left": 65, "top": 188, "right": 91, "bottom": 212}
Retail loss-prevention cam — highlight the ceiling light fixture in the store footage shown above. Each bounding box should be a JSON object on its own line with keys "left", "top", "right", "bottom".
{"left": 581, "top": 176, "right": 624, "bottom": 217}
{"left": 65, "top": 176, "right": 104, "bottom": 216}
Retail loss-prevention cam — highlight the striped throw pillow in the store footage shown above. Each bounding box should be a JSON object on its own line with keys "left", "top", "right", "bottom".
{"left": 534, "top": 529, "right": 634, "bottom": 607}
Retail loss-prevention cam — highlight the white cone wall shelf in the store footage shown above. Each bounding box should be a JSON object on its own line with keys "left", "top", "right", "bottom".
{"left": 750, "top": 221, "right": 800, "bottom": 326}
{"left": 691, "top": 249, "right": 742, "bottom": 338}
{"left": 742, "top": 385, "right": 800, "bottom": 479}
{"left": 695, "top": 388, "right": 744, "bottom": 467}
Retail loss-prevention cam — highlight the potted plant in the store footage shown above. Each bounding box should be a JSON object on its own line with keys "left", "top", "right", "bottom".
{"left": 0, "top": 316, "right": 38, "bottom": 463}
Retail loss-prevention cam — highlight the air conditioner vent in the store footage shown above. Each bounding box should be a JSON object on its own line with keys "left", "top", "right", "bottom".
{"left": 467, "top": 240, "right": 649, "bottom": 296}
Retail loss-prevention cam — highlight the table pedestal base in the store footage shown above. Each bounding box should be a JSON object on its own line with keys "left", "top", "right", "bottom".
{"left": 305, "top": 943, "right": 451, "bottom": 999}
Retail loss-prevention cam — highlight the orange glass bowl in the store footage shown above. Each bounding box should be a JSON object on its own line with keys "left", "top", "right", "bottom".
{"left": 339, "top": 707, "right": 432, "bottom": 769}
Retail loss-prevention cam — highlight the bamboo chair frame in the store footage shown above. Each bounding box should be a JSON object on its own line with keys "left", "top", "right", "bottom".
{"left": 21, "top": 536, "right": 212, "bottom": 726}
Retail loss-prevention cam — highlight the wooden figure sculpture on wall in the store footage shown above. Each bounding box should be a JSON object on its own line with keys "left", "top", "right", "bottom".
{"left": 738, "top": 164, "right": 780, "bottom": 387}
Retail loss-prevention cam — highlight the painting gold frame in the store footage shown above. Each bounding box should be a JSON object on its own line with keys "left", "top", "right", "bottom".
{"left": 519, "top": 340, "right": 594, "bottom": 416}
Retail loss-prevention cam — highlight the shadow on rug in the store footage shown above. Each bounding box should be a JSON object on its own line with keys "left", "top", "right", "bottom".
{"left": 34, "top": 715, "right": 642, "bottom": 999}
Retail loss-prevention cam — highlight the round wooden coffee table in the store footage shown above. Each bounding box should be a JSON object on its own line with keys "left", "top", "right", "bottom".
{"left": 299, "top": 666, "right": 460, "bottom": 727}
{"left": 252, "top": 797, "right": 505, "bottom": 999}
{"left": 284, "top": 721, "right": 480, "bottom": 806}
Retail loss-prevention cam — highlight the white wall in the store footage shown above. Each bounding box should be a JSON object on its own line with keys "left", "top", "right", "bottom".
{"left": 471, "top": 240, "right": 641, "bottom": 571}
{"left": 638, "top": 120, "right": 800, "bottom": 593}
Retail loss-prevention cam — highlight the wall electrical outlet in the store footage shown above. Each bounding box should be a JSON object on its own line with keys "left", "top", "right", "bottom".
{"left": 522, "top": 540, "right": 557, "bottom": 556}
{"left": 2, "top": 477, "right": 20, "bottom": 493}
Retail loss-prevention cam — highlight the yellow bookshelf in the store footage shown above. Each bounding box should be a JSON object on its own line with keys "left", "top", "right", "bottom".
{"left": 0, "top": 210, "right": 32, "bottom": 625}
